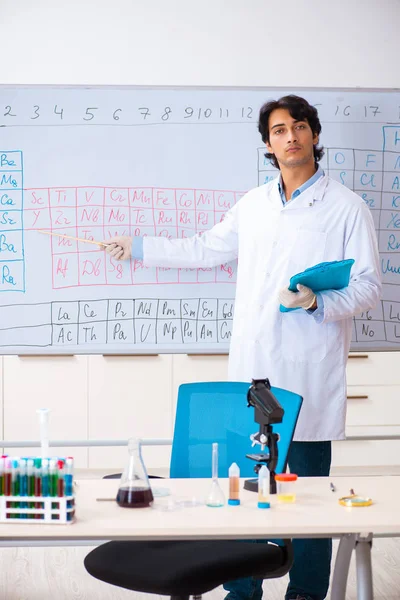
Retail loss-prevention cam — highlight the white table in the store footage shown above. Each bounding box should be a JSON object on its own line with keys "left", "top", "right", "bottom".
{"left": 1, "top": 476, "right": 399, "bottom": 600}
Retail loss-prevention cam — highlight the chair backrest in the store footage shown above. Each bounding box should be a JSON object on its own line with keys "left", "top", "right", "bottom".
{"left": 170, "top": 381, "right": 303, "bottom": 479}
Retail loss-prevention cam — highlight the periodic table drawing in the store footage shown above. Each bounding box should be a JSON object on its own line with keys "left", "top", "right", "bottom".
{"left": 0, "top": 87, "right": 399, "bottom": 353}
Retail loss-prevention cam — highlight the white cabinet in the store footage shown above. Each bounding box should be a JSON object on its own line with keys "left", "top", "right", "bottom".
{"left": 332, "top": 351, "right": 400, "bottom": 469}
{"left": 1, "top": 350, "right": 399, "bottom": 472}
{"left": 87, "top": 355, "right": 173, "bottom": 471}
{"left": 2, "top": 356, "right": 88, "bottom": 467}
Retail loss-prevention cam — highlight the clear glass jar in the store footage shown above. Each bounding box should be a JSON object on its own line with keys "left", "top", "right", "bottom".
{"left": 275, "top": 473, "right": 298, "bottom": 503}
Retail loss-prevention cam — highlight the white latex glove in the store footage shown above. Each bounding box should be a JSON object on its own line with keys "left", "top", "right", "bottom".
{"left": 279, "top": 284, "right": 317, "bottom": 310}
{"left": 104, "top": 236, "right": 133, "bottom": 261}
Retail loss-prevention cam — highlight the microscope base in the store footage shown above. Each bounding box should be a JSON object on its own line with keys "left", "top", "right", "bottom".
{"left": 243, "top": 478, "right": 258, "bottom": 492}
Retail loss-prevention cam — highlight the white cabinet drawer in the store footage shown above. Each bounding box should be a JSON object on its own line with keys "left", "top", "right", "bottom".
{"left": 347, "top": 352, "right": 400, "bottom": 385}
{"left": 333, "top": 438, "right": 400, "bottom": 467}
{"left": 346, "top": 385, "right": 400, "bottom": 427}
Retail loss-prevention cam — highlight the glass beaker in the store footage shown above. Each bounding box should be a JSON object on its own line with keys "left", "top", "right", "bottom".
{"left": 116, "top": 438, "right": 154, "bottom": 508}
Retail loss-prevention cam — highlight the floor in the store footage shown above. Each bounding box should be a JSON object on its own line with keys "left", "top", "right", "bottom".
{"left": 0, "top": 537, "right": 399, "bottom": 599}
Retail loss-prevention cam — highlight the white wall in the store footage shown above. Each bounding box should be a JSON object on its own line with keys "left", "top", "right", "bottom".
{"left": 1, "top": 0, "right": 399, "bottom": 88}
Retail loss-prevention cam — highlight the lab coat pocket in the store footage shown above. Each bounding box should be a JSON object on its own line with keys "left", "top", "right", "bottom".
{"left": 281, "top": 310, "right": 327, "bottom": 363}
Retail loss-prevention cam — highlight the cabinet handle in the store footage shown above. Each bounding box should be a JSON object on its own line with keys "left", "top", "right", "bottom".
{"left": 347, "top": 395, "right": 369, "bottom": 400}
{"left": 18, "top": 354, "right": 75, "bottom": 357}
{"left": 187, "top": 353, "right": 229, "bottom": 357}
{"left": 102, "top": 354, "right": 159, "bottom": 357}
{"left": 348, "top": 354, "right": 369, "bottom": 359}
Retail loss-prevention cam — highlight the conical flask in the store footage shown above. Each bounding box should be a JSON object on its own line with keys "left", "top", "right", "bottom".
{"left": 116, "top": 438, "right": 154, "bottom": 508}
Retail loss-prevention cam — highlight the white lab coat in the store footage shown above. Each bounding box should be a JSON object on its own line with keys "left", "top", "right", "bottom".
{"left": 143, "top": 175, "right": 382, "bottom": 440}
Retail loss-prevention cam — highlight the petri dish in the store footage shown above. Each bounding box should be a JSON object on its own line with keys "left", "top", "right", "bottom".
{"left": 339, "top": 495, "right": 373, "bottom": 507}
{"left": 151, "top": 487, "right": 170, "bottom": 498}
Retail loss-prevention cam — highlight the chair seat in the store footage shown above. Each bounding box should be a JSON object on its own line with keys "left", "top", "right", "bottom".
{"left": 84, "top": 540, "right": 292, "bottom": 596}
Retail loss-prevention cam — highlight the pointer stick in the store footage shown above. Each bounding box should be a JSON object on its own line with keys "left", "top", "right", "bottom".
{"left": 38, "top": 230, "right": 110, "bottom": 247}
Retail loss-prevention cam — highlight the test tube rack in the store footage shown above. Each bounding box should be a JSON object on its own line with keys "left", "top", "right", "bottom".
{"left": 0, "top": 495, "right": 75, "bottom": 524}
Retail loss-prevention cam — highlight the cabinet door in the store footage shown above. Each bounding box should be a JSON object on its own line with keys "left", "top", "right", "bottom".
{"left": 88, "top": 355, "right": 173, "bottom": 472}
{"left": 3, "top": 356, "right": 88, "bottom": 466}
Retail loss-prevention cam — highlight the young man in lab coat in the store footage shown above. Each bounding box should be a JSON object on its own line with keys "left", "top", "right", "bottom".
{"left": 105, "top": 95, "right": 381, "bottom": 600}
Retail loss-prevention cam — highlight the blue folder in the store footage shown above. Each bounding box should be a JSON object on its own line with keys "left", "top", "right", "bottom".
{"left": 280, "top": 258, "right": 355, "bottom": 313}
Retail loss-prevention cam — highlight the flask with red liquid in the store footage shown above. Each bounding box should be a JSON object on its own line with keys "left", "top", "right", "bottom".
{"left": 116, "top": 438, "right": 154, "bottom": 508}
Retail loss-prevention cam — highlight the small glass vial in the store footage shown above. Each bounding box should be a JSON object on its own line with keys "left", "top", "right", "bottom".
{"left": 275, "top": 473, "right": 298, "bottom": 503}
{"left": 257, "top": 465, "right": 270, "bottom": 509}
{"left": 228, "top": 462, "right": 240, "bottom": 506}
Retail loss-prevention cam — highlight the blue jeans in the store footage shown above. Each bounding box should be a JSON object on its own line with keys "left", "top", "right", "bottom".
{"left": 223, "top": 441, "right": 332, "bottom": 600}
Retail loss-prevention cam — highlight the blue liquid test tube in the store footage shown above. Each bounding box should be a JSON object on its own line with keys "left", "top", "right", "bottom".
{"left": 27, "top": 458, "right": 35, "bottom": 518}
{"left": 19, "top": 459, "right": 28, "bottom": 518}
{"left": 65, "top": 457, "right": 74, "bottom": 497}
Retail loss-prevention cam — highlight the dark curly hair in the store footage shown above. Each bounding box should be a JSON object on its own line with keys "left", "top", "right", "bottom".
{"left": 258, "top": 95, "right": 324, "bottom": 170}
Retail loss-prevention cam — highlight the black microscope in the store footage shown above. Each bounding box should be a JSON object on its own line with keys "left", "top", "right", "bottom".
{"left": 244, "top": 378, "right": 284, "bottom": 494}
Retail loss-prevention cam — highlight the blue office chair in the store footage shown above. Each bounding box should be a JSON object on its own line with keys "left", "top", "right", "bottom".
{"left": 170, "top": 381, "right": 302, "bottom": 479}
{"left": 84, "top": 381, "right": 303, "bottom": 600}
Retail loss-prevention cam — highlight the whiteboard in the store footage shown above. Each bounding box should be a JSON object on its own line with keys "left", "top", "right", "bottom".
{"left": 0, "top": 86, "right": 399, "bottom": 354}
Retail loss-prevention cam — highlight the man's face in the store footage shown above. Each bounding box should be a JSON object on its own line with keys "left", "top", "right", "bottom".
{"left": 266, "top": 108, "right": 319, "bottom": 169}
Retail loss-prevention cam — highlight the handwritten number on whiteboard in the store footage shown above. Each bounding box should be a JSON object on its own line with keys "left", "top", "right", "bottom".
{"left": 199, "top": 108, "right": 212, "bottom": 119}
{"left": 138, "top": 107, "right": 150, "bottom": 120}
{"left": 113, "top": 109, "right": 122, "bottom": 120}
{"left": 364, "top": 106, "right": 381, "bottom": 117}
{"left": 241, "top": 107, "right": 253, "bottom": 119}
{"left": 54, "top": 105, "right": 64, "bottom": 120}
{"left": 31, "top": 105, "right": 40, "bottom": 120}
{"left": 161, "top": 107, "right": 172, "bottom": 121}
{"left": 335, "top": 105, "right": 351, "bottom": 116}
{"left": 4, "top": 106, "right": 16, "bottom": 117}
{"left": 83, "top": 108, "right": 98, "bottom": 121}
{"left": 184, "top": 107, "right": 194, "bottom": 118}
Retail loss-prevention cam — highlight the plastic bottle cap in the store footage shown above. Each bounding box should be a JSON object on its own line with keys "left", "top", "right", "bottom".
{"left": 228, "top": 499, "right": 240, "bottom": 506}
{"left": 275, "top": 473, "right": 298, "bottom": 482}
{"left": 257, "top": 501, "right": 271, "bottom": 509}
